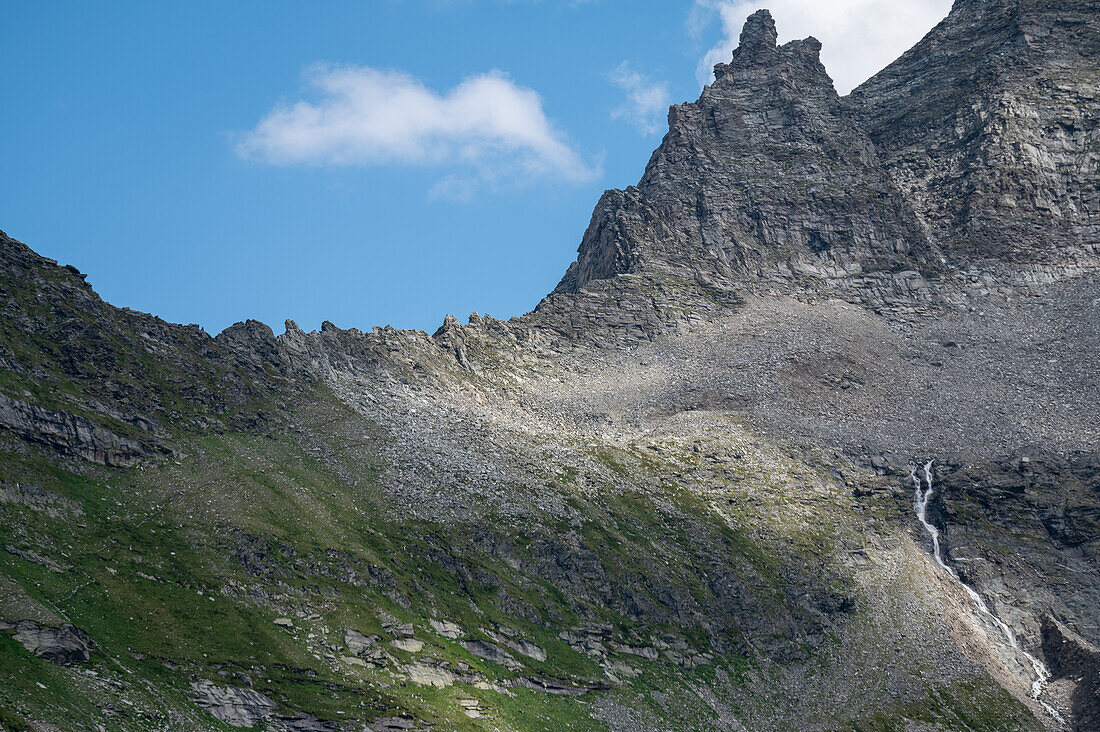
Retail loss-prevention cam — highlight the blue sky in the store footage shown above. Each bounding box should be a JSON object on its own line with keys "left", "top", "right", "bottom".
{"left": 1, "top": 0, "right": 950, "bottom": 335}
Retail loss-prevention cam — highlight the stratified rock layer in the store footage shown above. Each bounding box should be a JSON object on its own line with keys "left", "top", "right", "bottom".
{"left": 848, "top": 0, "right": 1100, "bottom": 265}
{"left": 9, "top": 621, "right": 93, "bottom": 665}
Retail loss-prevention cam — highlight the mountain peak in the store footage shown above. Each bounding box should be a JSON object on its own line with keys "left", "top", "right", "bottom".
{"left": 713, "top": 10, "right": 824, "bottom": 83}
{"left": 3, "top": 2, "right": 1100, "bottom": 729}
{"left": 556, "top": 10, "right": 931, "bottom": 302}
{"left": 734, "top": 9, "right": 778, "bottom": 62}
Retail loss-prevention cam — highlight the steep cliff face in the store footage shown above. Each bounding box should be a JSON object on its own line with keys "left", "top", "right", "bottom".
{"left": 556, "top": 10, "right": 937, "bottom": 296}
{"left": 848, "top": 0, "right": 1100, "bottom": 266}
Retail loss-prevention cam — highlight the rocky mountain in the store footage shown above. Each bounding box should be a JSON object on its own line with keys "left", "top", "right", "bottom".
{"left": 847, "top": 0, "right": 1099, "bottom": 266}
{"left": 1, "top": 1, "right": 1097, "bottom": 730}
{"left": 557, "top": 9, "right": 938, "bottom": 302}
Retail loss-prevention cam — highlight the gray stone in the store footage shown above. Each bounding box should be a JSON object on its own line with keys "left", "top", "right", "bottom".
{"left": 429, "top": 619, "right": 463, "bottom": 639}
{"left": 190, "top": 681, "right": 276, "bottom": 728}
{"left": 343, "top": 629, "right": 378, "bottom": 655}
{"left": 510, "top": 639, "right": 546, "bottom": 662}
{"left": 0, "top": 394, "right": 155, "bottom": 467}
{"left": 555, "top": 9, "right": 938, "bottom": 310}
{"left": 390, "top": 638, "right": 423, "bottom": 653}
{"left": 848, "top": 0, "right": 1100, "bottom": 267}
{"left": 460, "top": 640, "right": 521, "bottom": 669}
{"left": 12, "top": 621, "right": 92, "bottom": 665}
{"left": 371, "top": 718, "right": 420, "bottom": 731}
{"left": 404, "top": 663, "right": 456, "bottom": 688}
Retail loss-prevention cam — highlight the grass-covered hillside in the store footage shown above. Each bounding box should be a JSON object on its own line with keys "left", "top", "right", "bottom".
{"left": 0, "top": 365, "right": 1041, "bottom": 730}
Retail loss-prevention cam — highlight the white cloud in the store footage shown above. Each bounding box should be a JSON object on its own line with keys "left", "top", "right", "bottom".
{"left": 428, "top": 175, "right": 478, "bottom": 203}
{"left": 607, "top": 62, "right": 671, "bottom": 136}
{"left": 691, "top": 0, "right": 953, "bottom": 94}
{"left": 237, "top": 64, "right": 598, "bottom": 195}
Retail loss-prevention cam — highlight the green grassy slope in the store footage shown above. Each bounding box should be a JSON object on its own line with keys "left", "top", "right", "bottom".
{"left": 0, "top": 384, "right": 1039, "bottom": 730}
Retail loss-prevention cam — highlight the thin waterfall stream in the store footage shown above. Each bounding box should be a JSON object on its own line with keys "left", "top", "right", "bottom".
{"left": 910, "top": 460, "right": 1065, "bottom": 725}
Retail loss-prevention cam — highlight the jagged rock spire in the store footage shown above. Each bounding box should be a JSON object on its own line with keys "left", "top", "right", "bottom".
{"left": 713, "top": 9, "right": 823, "bottom": 83}
{"left": 732, "top": 9, "right": 778, "bottom": 63}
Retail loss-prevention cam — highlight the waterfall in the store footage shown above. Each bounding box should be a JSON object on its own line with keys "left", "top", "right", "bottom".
{"left": 910, "top": 460, "right": 1064, "bottom": 725}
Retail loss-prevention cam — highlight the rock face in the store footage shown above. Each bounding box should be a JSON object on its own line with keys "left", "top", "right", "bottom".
{"left": 10, "top": 621, "right": 93, "bottom": 665}
{"left": 460, "top": 640, "right": 522, "bottom": 669}
{"left": 848, "top": 0, "right": 1100, "bottom": 266}
{"left": 555, "top": 0, "right": 1099, "bottom": 319}
{"left": 344, "top": 629, "right": 379, "bottom": 655}
{"left": 934, "top": 452, "right": 1100, "bottom": 650}
{"left": 0, "top": 231, "right": 308, "bottom": 461}
{"left": 0, "top": 393, "right": 156, "bottom": 466}
{"left": 556, "top": 10, "right": 937, "bottom": 299}
{"left": 190, "top": 681, "right": 277, "bottom": 727}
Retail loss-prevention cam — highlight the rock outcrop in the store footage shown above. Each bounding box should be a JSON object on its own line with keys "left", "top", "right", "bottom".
{"left": 0, "top": 393, "right": 157, "bottom": 466}
{"left": 190, "top": 681, "right": 278, "bottom": 728}
{"left": 0, "top": 231, "right": 309, "bottom": 455}
{"left": 1042, "top": 618, "right": 1100, "bottom": 731}
{"left": 7, "top": 620, "right": 93, "bottom": 665}
{"left": 933, "top": 452, "right": 1100, "bottom": 651}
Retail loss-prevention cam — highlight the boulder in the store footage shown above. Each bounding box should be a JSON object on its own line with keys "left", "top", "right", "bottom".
{"left": 429, "top": 619, "right": 463, "bottom": 639}
{"left": 460, "top": 640, "right": 521, "bottom": 669}
{"left": 404, "top": 663, "right": 456, "bottom": 688}
{"left": 390, "top": 638, "right": 423, "bottom": 653}
{"left": 371, "top": 718, "right": 420, "bottom": 731}
{"left": 344, "top": 629, "right": 378, "bottom": 655}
